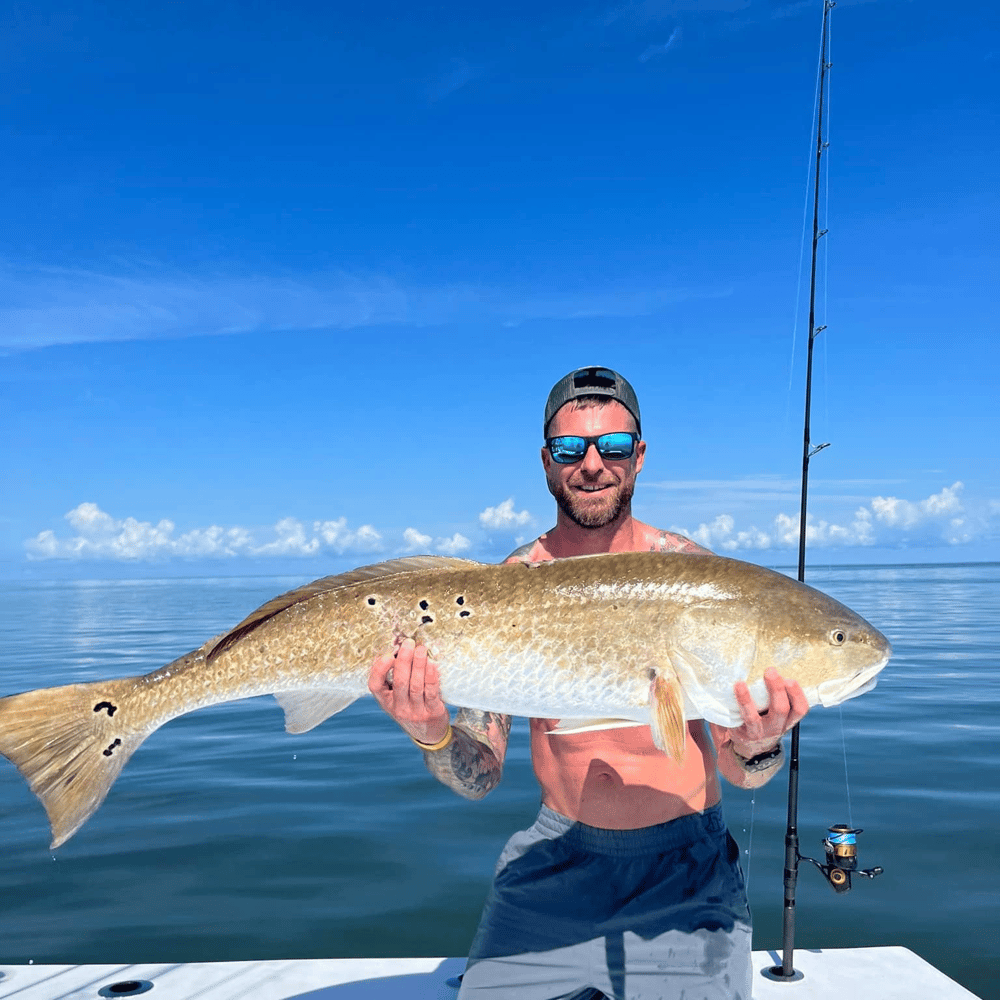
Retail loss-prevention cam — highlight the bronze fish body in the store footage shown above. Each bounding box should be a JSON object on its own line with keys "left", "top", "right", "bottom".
{"left": 0, "top": 552, "right": 891, "bottom": 848}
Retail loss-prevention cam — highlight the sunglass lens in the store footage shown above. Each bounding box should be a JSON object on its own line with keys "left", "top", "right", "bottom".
{"left": 549, "top": 437, "right": 586, "bottom": 463}
{"left": 596, "top": 433, "right": 635, "bottom": 459}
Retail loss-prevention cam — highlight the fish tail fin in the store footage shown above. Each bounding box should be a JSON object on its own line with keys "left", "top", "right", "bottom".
{"left": 0, "top": 677, "right": 156, "bottom": 849}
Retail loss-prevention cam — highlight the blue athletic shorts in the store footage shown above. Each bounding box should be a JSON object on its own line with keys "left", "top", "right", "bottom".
{"left": 458, "top": 803, "right": 752, "bottom": 1000}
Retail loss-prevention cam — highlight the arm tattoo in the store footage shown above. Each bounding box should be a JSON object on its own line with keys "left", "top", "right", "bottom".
{"left": 421, "top": 708, "right": 512, "bottom": 800}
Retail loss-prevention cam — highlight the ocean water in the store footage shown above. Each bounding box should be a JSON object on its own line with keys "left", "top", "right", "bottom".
{"left": 0, "top": 563, "right": 997, "bottom": 998}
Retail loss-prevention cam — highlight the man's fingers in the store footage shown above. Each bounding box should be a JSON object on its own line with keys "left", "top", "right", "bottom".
{"left": 367, "top": 653, "right": 395, "bottom": 698}
{"left": 763, "top": 669, "right": 791, "bottom": 720}
{"left": 393, "top": 638, "right": 416, "bottom": 692}
{"left": 733, "top": 681, "right": 764, "bottom": 732}
{"left": 423, "top": 658, "right": 442, "bottom": 705}
{"left": 785, "top": 679, "right": 809, "bottom": 729}
{"left": 407, "top": 642, "right": 428, "bottom": 707}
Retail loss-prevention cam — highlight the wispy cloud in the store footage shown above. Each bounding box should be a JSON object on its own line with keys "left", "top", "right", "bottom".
{"left": 603, "top": 0, "right": 750, "bottom": 28}
{"left": 0, "top": 262, "right": 727, "bottom": 353}
{"left": 427, "top": 56, "right": 483, "bottom": 102}
{"left": 639, "top": 27, "right": 681, "bottom": 61}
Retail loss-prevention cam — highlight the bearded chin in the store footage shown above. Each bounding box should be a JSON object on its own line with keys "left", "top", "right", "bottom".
{"left": 548, "top": 479, "right": 635, "bottom": 529}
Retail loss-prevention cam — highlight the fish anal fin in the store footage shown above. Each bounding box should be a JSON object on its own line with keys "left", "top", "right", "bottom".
{"left": 546, "top": 718, "right": 646, "bottom": 736}
{"left": 0, "top": 677, "right": 155, "bottom": 849}
{"left": 650, "top": 674, "right": 687, "bottom": 763}
{"left": 274, "top": 691, "right": 359, "bottom": 734}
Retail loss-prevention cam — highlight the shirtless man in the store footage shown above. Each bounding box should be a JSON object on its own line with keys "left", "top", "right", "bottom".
{"left": 368, "top": 366, "right": 808, "bottom": 1000}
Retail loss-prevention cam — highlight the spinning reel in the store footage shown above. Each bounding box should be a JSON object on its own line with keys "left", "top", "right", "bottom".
{"left": 799, "top": 825, "right": 883, "bottom": 894}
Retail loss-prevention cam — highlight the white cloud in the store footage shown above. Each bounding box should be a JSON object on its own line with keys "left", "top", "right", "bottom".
{"left": 25, "top": 504, "right": 385, "bottom": 561}
{"left": 403, "top": 527, "right": 471, "bottom": 555}
{"left": 479, "top": 498, "right": 533, "bottom": 531}
{"left": 673, "top": 482, "right": 997, "bottom": 553}
{"left": 436, "top": 533, "right": 472, "bottom": 555}
{"left": 403, "top": 527, "right": 433, "bottom": 551}
{"left": 869, "top": 482, "right": 963, "bottom": 530}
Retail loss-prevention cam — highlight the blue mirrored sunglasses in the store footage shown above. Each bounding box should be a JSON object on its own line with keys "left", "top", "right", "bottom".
{"left": 545, "top": 432, "right": 639, "bottom": 464}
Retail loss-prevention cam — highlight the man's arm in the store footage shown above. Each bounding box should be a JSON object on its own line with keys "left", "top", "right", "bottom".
{"left": 368, "top": 639, "right": 511, "bottom": 800}
{"left": 421, "top": 707, "right": 511, "bottom": 800}
{"left": 709, "top": 668, "right": 809, "bottom": 790}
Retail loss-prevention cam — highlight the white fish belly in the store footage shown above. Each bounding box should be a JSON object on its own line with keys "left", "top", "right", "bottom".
{"left": 435, "top": 646, "right": 651, "bottom": 722}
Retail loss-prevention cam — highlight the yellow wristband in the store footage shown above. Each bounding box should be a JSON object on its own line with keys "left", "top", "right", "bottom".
{"left": 411, "top": 725, "right": 454, "bottom": 752}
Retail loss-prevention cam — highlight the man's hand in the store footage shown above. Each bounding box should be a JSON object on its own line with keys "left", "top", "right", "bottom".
{"left": 710, "top": 667, "right": 809, "bottom": 759}
{"left": 368, "top": 638, "right": 452, "bottom": 746}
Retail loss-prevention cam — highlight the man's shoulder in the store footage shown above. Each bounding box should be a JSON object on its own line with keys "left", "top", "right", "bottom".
{"left": 504, "top": 538, "right": 549, "bottom": 563}
{"left": 504, "top": 525, "right": 711, "bottom": 562}
{"left": 632, "top": 521, "right": 712, "bottom": 555}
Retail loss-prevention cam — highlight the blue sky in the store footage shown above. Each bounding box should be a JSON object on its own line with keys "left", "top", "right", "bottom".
{"left": 2, "top": 0, "right": 996, "bottom": 579}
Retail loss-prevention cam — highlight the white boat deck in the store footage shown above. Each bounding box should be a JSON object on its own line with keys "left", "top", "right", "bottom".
{"left": 0, "top": 947, "right": 981, "bottom": 999}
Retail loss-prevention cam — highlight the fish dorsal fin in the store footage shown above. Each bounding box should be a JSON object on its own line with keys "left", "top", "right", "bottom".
{"left": 208, "top": 555, "right": 484, "bottom": 662}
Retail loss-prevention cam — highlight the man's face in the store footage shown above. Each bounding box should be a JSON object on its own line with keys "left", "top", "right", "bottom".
{"left": 541, "top": 400, "right": 646, "bottom": 530}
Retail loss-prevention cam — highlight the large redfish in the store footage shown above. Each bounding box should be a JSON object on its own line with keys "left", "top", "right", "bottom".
{"left": 0, "top": 552, "right": 891, "bottom": 848}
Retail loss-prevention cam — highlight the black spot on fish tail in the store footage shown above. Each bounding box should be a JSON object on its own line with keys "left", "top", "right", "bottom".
{"left": 367, "top": 597, "right": 377, "bottom": 606}
{"left": 459, "top": 610, "right": 471, "bottom": 618}
{"left": 456, "top": 595, "right": 465, "bottom": 605}
{"left": 102, "top": 739, "right": 122, "bottom": 758}
{"left": 421, "top": 615, "right": 433, "bottom": 625}
{"left": 93, "top": 701, "right": 117, "bottom": 716}
{"left": 419, "top": 599, "right": 429, "bottom": 610}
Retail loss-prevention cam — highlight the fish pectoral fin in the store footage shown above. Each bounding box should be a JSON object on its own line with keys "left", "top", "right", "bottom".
{"left": 546, "top": 718, "right": 646, "bottom": 735}
{"left": 649, "top": 673, "right": 687, "bottom": 763}
{"left": 274, "top": 691, "right": 359, "bottom": 734}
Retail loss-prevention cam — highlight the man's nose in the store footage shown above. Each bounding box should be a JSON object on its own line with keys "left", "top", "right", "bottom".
{"left": 580, "top": 443, "right": 605, "bottom": 473}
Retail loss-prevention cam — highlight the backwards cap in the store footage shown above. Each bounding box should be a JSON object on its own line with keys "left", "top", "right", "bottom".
{"left": 543, "top": 366, "right": 641, "bottom": 436}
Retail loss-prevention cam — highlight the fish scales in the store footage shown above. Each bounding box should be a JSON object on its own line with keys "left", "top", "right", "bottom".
{"left": 0, "top": 551, "right": 891, "bottom": 848}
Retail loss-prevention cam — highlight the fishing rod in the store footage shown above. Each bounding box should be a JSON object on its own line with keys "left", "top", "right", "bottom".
{"left": 769, "top": 0, "right": 882, "bottom": 982}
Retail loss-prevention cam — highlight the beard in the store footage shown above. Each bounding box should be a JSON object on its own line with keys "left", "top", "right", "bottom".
{"left": 546, "top": 474, "right": 636, "bottom": 529}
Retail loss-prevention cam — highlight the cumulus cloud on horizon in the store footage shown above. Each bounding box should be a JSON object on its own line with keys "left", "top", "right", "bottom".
{"left": 25, "top": 503, "right": 386, "bottom": 562}
{"left": 24, "top": 503, "right": 472, "bottom": 562}
{"left": 672, "top": 483, "right": 991, "bottom": 552}
{"left": 23, "top": 484, "right": 995, "bottom": 563}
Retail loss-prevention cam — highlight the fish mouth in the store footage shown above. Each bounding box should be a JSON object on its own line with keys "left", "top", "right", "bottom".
{"left": 817, "top": 652, "right": 890, "bottom": 708}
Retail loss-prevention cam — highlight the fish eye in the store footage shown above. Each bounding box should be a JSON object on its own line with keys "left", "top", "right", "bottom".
{"left": 829, "top": 629, "right": 846, "bottom": 646}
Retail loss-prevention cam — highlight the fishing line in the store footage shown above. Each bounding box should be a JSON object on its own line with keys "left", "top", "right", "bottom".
{"left": 838, "top": 705, "right": 854, "bottom": 830}
{"left": 743, "top": 792, "right": 757, "bottom": 895}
